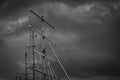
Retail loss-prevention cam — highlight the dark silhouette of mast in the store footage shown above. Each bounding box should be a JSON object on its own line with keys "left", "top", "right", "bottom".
{"left": 29, "top": 9, "right": 56, "bottom": 29}
{"left": 25, "top": 52, "right": 28, "bottom": 80}
{"left": 19, "top": 9, "right": 71, "bottom": 80}
{"left": 28, "top": 25, "right": 36, "bottom": 80}
{"left": 41, "top": 16, "right": 46, "bottom": 79}
{"left": 29, "top": 9, "right": 70, "bottom": 80}
{"left": 15, "top": 8, "right": 71, "bottom": 80}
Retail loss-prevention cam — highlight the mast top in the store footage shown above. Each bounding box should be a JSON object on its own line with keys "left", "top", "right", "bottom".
{"left": 29, "top": 9, "right": 56, "bottom": 29}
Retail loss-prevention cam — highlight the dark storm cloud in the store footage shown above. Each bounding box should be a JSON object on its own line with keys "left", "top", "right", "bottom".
{"left": 0, "top": 0, "right": 120, "bottom": 80}
{"left": 0, "top": 0, "right": 7, "bottom": 7}
{"left": 0, "top": 0, "right": 119, "bottom": 19}
{"left": 0, "top": 0, "right": 43, "bottom": 19}
{"left": 0, "top": 38, "right": 21, "bottom": 79}
{"left": 41, "top": 1, "right": 120, "bottom": 78}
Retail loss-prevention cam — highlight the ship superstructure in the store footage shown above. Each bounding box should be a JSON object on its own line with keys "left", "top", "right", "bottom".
{"left": 15, "top": 9, "right": 70, "bottom": 80}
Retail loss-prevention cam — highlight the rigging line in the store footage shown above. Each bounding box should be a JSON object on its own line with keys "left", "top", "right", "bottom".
{"left": 38, "top": 51, "right": 42, "bottom": 65}
{"left": 33, "top": 28, "right": 56, "bottom": 47}
{"left": 49, "top": 62, "right": 59, "bottom": 80}
{"left": 29, "top": 9, "right": 56, "bottom": 29}
{"left": 34, "top": 33, "right": 39, "bottom": 49}
{"left": 28, "top": 67, "right": 58, "bottom": 79}
{"left": 48, "top": 62, "right": 55, "bottom": 80}
{"left": 37, "top": 54, "right": 42, "bottom": 79}
{"left": 48, "top": 42, "right": 70, "bottom": 80}
{"left": 28, "top": 25, "right": 36, "bottom": 80}
{"left": 35, "top": 53, "right": 39, "bottom": 68}
{"left": 26, "top": 43, "right": 33, "bottom": 64}
{"left": 34, "top": 49, "right": 55, "bottom": 63}
{"left": 34, "top": 30, "right": 41, "bottom": 67}
{"left": 36, "top": 52, "right": 41, "bottom": 65}
{"left": 47, "top": 61, "right": 52, "bottom": 80}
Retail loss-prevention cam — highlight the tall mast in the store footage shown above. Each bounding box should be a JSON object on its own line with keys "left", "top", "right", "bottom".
{"left": 41, "top": 15, "right": 46, "bottom": 79}
{"left": 25, "top": 52, "right": 28, "bottom": 80}
{"left": 29, "top": 10, "right": 70, "bottom": 80}
{"left": 28, "top": 25, "right": 36, "bottom": 80}
{"left": 15, "top": 8, "right": 72, "bottom": 80}
{"left": 29, "top": 9, "right": 55, "bottom": 30}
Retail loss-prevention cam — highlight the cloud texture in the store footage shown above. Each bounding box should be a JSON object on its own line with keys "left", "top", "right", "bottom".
{"left": 0, "top": 0, "right": 120, "bottom": 80}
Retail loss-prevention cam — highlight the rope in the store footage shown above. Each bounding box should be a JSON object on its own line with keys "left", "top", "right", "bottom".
{"left": 48, "top": 42, "right": 70, "bottom": 80}
{"left": 48, "top": 62, "right": 54, "bottom": 80}
{"left": 49, "top": 63, "right": 58, "bottom": 80}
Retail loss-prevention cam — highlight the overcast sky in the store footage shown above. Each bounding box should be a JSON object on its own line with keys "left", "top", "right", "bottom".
{"left": 0, "top": 0, "right": 120, "bottom": 80}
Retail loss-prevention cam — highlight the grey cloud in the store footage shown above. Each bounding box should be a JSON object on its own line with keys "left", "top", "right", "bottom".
{"left": 40, "top": 2, "right": 120, "bottom": 78}
{"left": 0, "top": 0, "right": 119, "bottom": 19}
{"left": 0, "top": 0, "right": 120, "bottom": 79}
{"left": 0, "top": 39, "right": 21, "bottom": 79}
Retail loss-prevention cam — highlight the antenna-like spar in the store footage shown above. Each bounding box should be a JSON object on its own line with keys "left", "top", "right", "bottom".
{"left": 27, "top": 9, "right": 70, "bottom": 80}
{"left": 29, "top": 9, "right": 56, "bottom": 29}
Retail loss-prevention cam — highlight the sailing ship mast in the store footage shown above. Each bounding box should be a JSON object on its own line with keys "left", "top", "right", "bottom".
{"left": 25, "top": 52, "right": 28, "bottom": 80}
{"left": 19, "top": 9, "right": 71, "bottom": 80}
